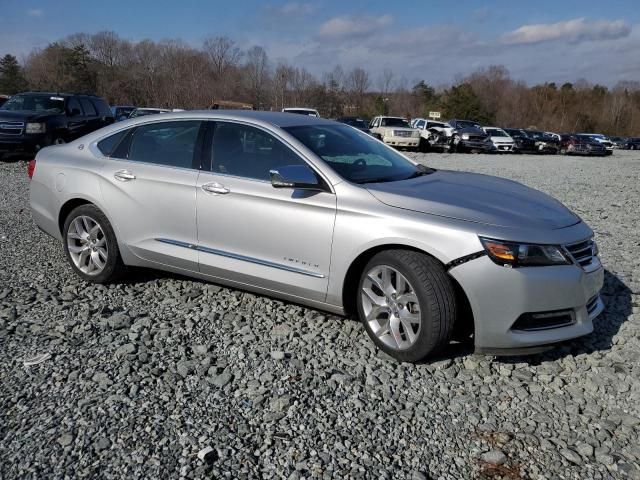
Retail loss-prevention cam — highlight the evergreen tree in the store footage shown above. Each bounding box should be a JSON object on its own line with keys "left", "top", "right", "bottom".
{"left": 0, "top": 54, "right": 28, "bottom": 94}
{"left": 442, "top": 83, "right": 493, "bottom": 124}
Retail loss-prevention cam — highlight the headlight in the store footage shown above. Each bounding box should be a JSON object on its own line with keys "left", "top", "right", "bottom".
{"left": 461, "top": 133, "right": 470, "bottom": 140}
{"left": 26, "top": 122, "right": 46, "bottom": 134}
{"left": 479, "top": 237, "right": 571, "bottom": 267}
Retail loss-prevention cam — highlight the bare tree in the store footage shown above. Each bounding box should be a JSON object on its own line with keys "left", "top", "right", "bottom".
{"left": 244, "top": 46, "right": 269, "bottom": 108}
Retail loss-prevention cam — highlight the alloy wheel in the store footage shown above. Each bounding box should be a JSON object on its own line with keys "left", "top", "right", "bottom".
{"left": 66, "top": 215, "right": 108, "bottom": 275}
{"left": 360, "top": 265, "right": 422, "bottom": 350}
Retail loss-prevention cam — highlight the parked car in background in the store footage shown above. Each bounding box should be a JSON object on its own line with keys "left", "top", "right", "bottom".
{"left": 559, "top": 134, "right": 609, "bottom": 156}
{"left": 523, "top": 130, "right": 560, "bottom": 154}
{"left": 369, "top": 116, "right": 420, "bottom": 149}
{"left": 412, "top": 119, "right": 450, "bottom": 151}
{"left": 446, "top": 119, "right": 493, "bottom": 153}
{"left": 578, "top": 133, "right": 614, "bottom": 152}
{"left": 335, "top": 116, "right": 371, "bottom": 134}
{"left": 608, "top": 136, "right": 626, "bottom": 149}
{"left": 622, "top": 137, "right": 640, "bottom": 150}
{"left": 0, "top": 94, "right": 9, "bottom": 107}
{"left": 0, "top": 92, "right": 114, "bottom": 159}
{"left": 482, "top": 127, "right": 515, "bottom": 153}
{"left": 210, "top": 100, "right": 254, "bottom": 110}
{"left": 282, "top": 107, "right": 320, "bottom": 117}
{"left": 111, "top": 105, "right": 136, "bottom": 122}
{"left": 29, "top": 110, "right": 604, "bottom": 362}
{"left": 503, "top": 128, "right": 537, "bottom": 154}
{"left": 128, "top": 108, "right": 171, "bottom": 119}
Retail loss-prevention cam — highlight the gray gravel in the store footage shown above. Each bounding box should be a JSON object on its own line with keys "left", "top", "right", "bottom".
{"left": 1, "top": 151, "right": 640, "bottom": 479}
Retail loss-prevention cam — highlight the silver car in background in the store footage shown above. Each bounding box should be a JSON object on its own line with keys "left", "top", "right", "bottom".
{"left": 29, "top": 111, "right": 604, "bottom": 362}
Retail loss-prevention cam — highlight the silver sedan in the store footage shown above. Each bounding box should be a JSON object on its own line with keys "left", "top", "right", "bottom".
{"left": 29, "top": 111, "right": 604, "bottom": 362}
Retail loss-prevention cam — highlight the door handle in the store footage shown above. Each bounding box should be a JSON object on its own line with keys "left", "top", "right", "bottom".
{"left": 114, "top": 170, "right": 136, "bottom": 182}
{"left": 201, "top": 182, "right": 230, "bottom": 194}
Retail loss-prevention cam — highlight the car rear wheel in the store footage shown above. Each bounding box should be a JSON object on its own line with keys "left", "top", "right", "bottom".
{"left": 357, "top": 250, "right": 457, "bottom": 362}
{"left": 63, "top": 204, "right": 125, "bottom": 283}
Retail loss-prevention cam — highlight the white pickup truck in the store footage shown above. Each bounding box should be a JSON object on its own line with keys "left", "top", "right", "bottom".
{"left": 369, "top": 116, "right": 420, "bottom": 149}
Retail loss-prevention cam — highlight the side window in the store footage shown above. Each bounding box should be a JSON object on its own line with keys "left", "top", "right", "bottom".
{"left": 126, "top": 121, "right": 201, "bottom": 168}
{"left": 416, "top": 120, "right": 425, "bottom": 129}
{"left": 371, "top": 118, "right": 379, "bottom": 128}
{"left": 66, "top": 97, "right": 82, "bottom": 116}
{"left": 97, "top": 130, "right": 128, "bottom": 156}
{"left": 80, "top": 98, "right": 97, "bottom": 116}
{"left": 211, "top": 122, "right": 307, "bottom": 181}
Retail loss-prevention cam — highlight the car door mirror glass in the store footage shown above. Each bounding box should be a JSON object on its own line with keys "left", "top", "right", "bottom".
{"left": 68, "top": 107, "right": 82, "bottom": 116}
{"left": 270, "top": 165, "right": 322, "bottom": 191}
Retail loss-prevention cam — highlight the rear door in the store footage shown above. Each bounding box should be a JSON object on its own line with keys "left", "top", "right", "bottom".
{"left": 195, "top": 120, "right": 336, "bottom": 302}
{"left": 98, "top": 119, "right": 203, "bottom": 271}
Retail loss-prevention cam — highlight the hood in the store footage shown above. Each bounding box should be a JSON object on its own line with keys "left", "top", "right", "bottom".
{"left": 366, "top": 170, "right": 580, "bottom": 229}
{"left": 0, "top": 110, "right": 62, "bottom": 122}
{"left": 456, "top": 127, "right": 487, "bottom": 136}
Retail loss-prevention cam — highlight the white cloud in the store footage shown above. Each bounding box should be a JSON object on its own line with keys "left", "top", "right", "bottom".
{"left": 502, "top": 18, "right": 630, "bottom": 45}
{"left": 27, "top": 9, "right": 43, "bottom": 17}
{"left": 317, "top": 15, "right": 392, "bottom": 42}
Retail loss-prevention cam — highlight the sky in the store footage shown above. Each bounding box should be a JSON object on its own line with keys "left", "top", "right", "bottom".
{"left": 1, "top": 0, "right": 639, "bottom": 87}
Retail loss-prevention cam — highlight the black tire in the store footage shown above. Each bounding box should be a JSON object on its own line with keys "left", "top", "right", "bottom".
{"left": 62, "top": 204, "right": 125, "bottom": 283}
{"left": 357, "top": 249, "right": 457, "bottom": 362}
{"left": 560, "top": 148, "right": 567, "bottom": 155}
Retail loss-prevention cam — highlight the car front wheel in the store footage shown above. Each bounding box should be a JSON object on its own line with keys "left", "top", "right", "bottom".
{"left": 357, "top": 249, "right": 457, "bottom": 362}
{"left": 63, "top": 204, "right": 125, "bottom": 283}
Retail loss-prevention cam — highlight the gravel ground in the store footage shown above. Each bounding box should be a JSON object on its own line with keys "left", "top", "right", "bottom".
{"left": 1, "top": 150, "right": 639, "bottom": 480}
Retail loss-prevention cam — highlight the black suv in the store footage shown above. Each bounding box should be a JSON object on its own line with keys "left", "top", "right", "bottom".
{"left": 0, "top": 92, "right": 114, "bottom": 159}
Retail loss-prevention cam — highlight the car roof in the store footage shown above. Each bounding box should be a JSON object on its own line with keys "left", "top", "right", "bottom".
{"left": 89, "top": 110, "right": 339, "bottom": 136}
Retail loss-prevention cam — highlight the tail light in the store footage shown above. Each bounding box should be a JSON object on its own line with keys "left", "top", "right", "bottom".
{"left": 27, "top": 159, "right": 36, "bottom": 179}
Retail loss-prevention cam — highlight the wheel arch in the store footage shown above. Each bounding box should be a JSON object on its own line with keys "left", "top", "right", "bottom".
{"left": 340, "top": 243, "right": 475, "bottom": 339}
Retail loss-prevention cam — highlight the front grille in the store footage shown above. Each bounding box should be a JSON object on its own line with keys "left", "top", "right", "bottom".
{"left": 467, "top": 135, "right": 486, "bottom": 142}
{"left": 565, "top": 238, "right": 595, "bottom": 268}
{"left": 393, "top": 130, "right": 412, "bottom": 137}
{"left": 586, "top": 295, "right": 599, "bottom": 316}
{"left": 0, "top": 121, "right": 24, "bottom": 136}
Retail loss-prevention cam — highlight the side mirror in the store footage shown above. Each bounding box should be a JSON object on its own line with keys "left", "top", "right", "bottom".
{"left": 270, "top": 165, "right": 323, "bottom": 191}
{"left": 69, "top": 107, "right": 82, "bottom": 117}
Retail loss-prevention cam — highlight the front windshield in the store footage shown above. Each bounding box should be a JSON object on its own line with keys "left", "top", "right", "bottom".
{"left": 1, "top": 94, "right": 65, "bottom": 113}
{"left": 485, "top": 128, "right": 507, "bottom": 137}
{"left": 341, "top": 118, "right": 368, "bottom": 129}
{"left": 380, "top": 118, "right": 411, "bottom": 128}
{"left": 456, "top": 120, "right": 481, "bottom": 129}
{"left": 284, "top": 124, "right": 425, "bottom": 184}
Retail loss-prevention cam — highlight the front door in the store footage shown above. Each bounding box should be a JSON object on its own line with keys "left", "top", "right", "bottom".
{"left": 195, "top": 121, "right": 336, "bottom": 302}
{"left": 99, "top": 119, "right": 203, "bottom": 271}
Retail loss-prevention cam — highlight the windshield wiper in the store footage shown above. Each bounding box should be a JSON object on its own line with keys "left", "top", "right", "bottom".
{"left": 355, "top": 177, "right": 397, "bottom": 184}
{"left": 405, "top": 164, "right": 436, "bottom": 179}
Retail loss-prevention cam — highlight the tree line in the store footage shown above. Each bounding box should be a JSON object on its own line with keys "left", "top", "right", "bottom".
{"left": 1, "top": 31, "right": 640, "bottom": 136}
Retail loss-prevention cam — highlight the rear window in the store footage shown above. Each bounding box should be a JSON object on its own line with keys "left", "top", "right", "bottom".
{"left": 97, "top": 130, "right": 128, "bottom": 156}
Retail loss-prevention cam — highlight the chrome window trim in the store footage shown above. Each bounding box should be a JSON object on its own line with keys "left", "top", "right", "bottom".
{"left": 156, "top": 238, "right": 325, "bottom": 278}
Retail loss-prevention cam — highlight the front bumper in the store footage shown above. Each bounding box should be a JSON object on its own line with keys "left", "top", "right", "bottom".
{"left": 0, "top": 133, "right": 48, "bottom": 155}
{"left": 450, "top": 255, "right": 605, "bottom": 353}
{"left": 493, "top": 142, "right": 515, "bottom": 152}
{"left": 460, "top": 140, "right": 494, "bottom": 151}
{"left": 383, "top": 136, "right": 419, "bottom": 148}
